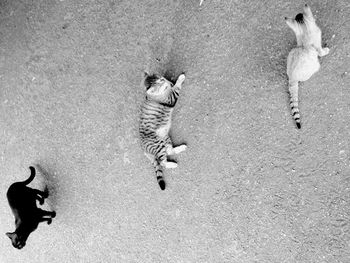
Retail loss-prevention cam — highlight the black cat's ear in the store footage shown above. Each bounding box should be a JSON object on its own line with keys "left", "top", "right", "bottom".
{"left": 6, "top": 232, "right": 14, "bottom": 239}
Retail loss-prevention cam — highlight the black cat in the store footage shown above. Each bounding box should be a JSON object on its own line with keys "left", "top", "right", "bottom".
{"left": 6, "top": 166, "right": 56, "bottom": 249}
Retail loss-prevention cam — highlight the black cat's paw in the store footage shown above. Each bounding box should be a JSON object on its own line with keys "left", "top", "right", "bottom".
{"left": 39, "top": 199, "right": 44, "bottom": 205}
{"left": 51, "top": 211, "right": 56, "bottom": 218}
{"left": 42, "top": 190, "right": 49, "bottom": 198}
{"left": 47, "top": 218, "right": 52, "bottom": 225}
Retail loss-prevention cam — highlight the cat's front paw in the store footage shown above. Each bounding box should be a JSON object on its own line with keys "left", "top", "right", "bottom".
{"left": 39, "top": 199, "right": 44, "bottom": 205}
{"left": 51, "top": 211, "right": 56, "bottom": 218}
{"left": 47, "top": 218, "right": 52, "bottom": 225}
{"left": 322, "top": 47, "right": 330, "bottom": 56}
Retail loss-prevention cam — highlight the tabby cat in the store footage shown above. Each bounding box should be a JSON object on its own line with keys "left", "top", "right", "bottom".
{"left": 6, "top": 166, "right": 56, "bottom": 249}
{"left": 285, "top": 4, "right": 329, "bottom": 129}
{"left": 139, "top": 72, "right": 187, "bottom": 190}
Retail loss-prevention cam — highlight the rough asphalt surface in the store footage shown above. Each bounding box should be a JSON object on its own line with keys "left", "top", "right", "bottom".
{"left": 1, "top": 0, "right": 350, "bottom": 262}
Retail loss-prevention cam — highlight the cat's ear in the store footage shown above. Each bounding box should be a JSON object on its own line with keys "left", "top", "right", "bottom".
{"left": 144, "top": 71, "right": 149, "bottom": 78}
{"left": 6, "top": 232, "right": 15, "bottom": 240}
{"left": 303, "top": 4, "right": 314, "bottom": 19}
{"left": 285, "top": 17, "right": 298, "bottom": 32}
{"left": 146, "top": 86, "right": 155, "bottom": 94}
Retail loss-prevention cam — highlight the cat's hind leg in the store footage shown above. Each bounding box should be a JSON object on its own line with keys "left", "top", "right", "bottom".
{"left": 173, "top": 145, "right": 187, "bottom": 154}
{"left": 49, "top": 211, "right": 56, "bottom": 218}
{"left": 39, "top": 209, "right": 56, "bottom": 218}
{"left": 158, "top": 148, "right": 178, "bottom": 168}
{"left": 161, "top": 160, "right": 178, "bottom": 168}
{"left": 39, "top": 217, "right": 53, "bottom": 225}
{"left": 33, "top": 189, "right": 48, "bottom": 205}
{"left": 165, "top": 135, "right": 187, "bottom": 155}
{"left": 166, "top": 144, "right": 187, "bottom": 155}
{"left": 39, "top": 211, "right": 55, "bottom": 225}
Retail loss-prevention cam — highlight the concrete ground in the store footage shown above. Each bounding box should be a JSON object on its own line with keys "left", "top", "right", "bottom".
{"left": 1, "top": 0, "right": 349, "bottom": 262}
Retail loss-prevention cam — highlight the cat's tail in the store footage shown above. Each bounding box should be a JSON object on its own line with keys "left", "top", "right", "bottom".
{"left": 21, "top": 166, "right": 36, "bottom": 185}
{"left": 288, "top": 81, "right": 301, "bottom": 129}
{"left": 153, "top": 159, "right": 166, "bottom": 190}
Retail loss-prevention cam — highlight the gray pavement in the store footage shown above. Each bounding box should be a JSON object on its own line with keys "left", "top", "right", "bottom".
{"left": 0, "top": 0, "right": 349, "bottom": 262}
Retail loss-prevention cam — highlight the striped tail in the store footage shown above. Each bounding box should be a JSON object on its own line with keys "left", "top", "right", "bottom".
{"left": 153, "top": 159, "right": 166, "bottom": 190}
{"left": 21, "top": 166, "right": 36, "bottom": 185}
{"left": 289, "top": 81, "right": 301, "bottom": 129}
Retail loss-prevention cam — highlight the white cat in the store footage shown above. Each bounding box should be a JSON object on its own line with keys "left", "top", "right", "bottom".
{"left": 285, "top": 4, "right": 329, "bottom": 129}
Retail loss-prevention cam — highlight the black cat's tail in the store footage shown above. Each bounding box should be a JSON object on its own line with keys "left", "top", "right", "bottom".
{"left": 21, "top": 166, "right": 36, "bottom": 185}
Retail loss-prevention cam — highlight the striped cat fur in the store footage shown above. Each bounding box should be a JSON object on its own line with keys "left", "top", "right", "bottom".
{"left": 139, "top": 72, "right": 187, "bottom": 190}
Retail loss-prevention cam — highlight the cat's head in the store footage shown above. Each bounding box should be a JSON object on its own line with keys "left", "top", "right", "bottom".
{"left": 143, "top": 72, "right": 173, "bottom": 100}
{"left": 6, "top": 232, "right": 27, "bottom": 249}
{"left": 285, "top": 4, "right": 317, "bottom": 35}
